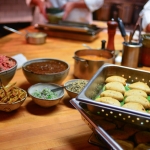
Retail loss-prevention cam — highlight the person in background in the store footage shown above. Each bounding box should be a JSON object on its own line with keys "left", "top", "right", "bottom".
{"left": 140, "top": 0, "right": 150, "bottom": 32}
{"left": 26, "top": 0, "right": 104, "bottom": 25}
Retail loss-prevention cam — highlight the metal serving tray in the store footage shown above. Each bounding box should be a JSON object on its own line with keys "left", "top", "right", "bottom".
{"left": 70, "top": 98, "right": 122, "bottom": 150}
{"left": 70, "top": 99, "right": 150, "bottom": 150}
{"left": 35, "top": 21, "right": 104, "bottom": 42}
{"left": 76, "top": 63, "right": 150, "bottom": 128}
{"left": 35, "top": 21, "right": 103, "bottom": 35}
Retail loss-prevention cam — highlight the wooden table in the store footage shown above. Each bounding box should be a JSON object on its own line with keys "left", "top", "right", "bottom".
{"left": 0, "top": 21, "right": 149, "bottom": 150}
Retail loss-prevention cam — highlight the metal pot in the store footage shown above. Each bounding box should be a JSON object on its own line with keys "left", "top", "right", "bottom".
{"left": 73, "top": 49, "right": 115, "bottom": 80}
{"left": 3, "top": 26, "right": 47, "bottom": 45}
{"left": 25, "top": 32, "right": 47, "bottom": 44}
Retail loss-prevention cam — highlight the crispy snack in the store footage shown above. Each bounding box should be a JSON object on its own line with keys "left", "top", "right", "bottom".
{"left": 124, "top": 89, "right": 147, "bottom": 98}
{"left": 0, "top": 89, "right": 5, "bottom": 98}
{"left": 100, "top": 90, "right": 124, "bottom": 101}
{"left": 105, "top": 82, "right": 125, "bottom": 94}
{"left": 0, "top": 82, "right": 26, "bottom": 104}
{"left": 105, "top": 75, "right": 127, "bottom": 85}
{"left": 129, "top": 81, "right": 150, "bottom": 94}
{"left": 96, "top": 97, "right": 121, "bottom": 107}
{"left": 122, "top": 102, "right": 146, "bottom": 112}
{"left": 125, "top": 95, "right": 150, "bottom": 109}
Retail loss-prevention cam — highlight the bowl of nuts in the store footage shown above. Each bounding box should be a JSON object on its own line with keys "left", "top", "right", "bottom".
{"left": 64, "top": 79, "right": 88, "bottom": 98}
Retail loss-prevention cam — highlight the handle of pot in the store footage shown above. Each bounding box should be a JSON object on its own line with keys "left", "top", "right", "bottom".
{"left": 73, "top": 56, "right": 86, "bottom": 62}
{"left": 73, "top": 56, "right": 89, "bottom": 67}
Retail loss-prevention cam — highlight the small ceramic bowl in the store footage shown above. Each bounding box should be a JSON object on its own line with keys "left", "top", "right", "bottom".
{"left": 64, "top": 79, "right": 88, "bottom": 98}
{"left": 28, "top": 83, "right": 64, "bottom": 107}
{"left": 0, "top": 55, "right": 17, "bottom": 86}
{"left": 22, "top": 58, "right": 70, "bottom": 84}
{"left": 0, "top": 87, "right": 27, "bottom": 112}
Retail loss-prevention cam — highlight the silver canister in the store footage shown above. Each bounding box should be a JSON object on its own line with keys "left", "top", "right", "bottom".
{"left": 121, "top": 42, "right": 142, "bottom": 68}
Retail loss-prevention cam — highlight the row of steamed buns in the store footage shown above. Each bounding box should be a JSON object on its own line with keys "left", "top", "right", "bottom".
{"left": 95, "top": 75, "right": 150, "bottom": 112}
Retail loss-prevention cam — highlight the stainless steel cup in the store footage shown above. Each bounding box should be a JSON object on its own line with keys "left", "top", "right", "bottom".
{"left": 121, "top": 42, "right": 142, "bottom": 68}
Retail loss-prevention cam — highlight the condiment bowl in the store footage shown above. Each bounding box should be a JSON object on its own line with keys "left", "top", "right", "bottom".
{"left": 22, "top": 58, "right": 70, "bottom": 84}
{"left": 0, "top": 87, "right": 27, "bottom": 112}
{"left": 28, "top": 83, "right": 64, "bottom": 107}
{"left": 64, "top": 79, "right": 88, "bottom": 98}
{"left": 0, "top": 55, "right": 17, "bottom": 86}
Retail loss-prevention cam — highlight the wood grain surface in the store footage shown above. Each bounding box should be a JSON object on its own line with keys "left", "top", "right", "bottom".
{"left": 0, "top": 21, "right": 148, "bottom": 150}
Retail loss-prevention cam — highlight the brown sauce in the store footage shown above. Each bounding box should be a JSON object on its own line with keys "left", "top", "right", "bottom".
{"left": 25, "top": 60, "right": 68, "bottom": 74}
{"left": 79, "top": 55, "right": 108, "bottom": 61}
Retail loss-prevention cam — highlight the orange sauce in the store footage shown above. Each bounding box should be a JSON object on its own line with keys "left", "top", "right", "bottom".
{"left": 79, "top": 55, "right": 108, "bottom": 61}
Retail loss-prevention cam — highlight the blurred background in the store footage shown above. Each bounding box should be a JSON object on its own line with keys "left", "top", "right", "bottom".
{"left": 0, "top": 0, "right": 148, "bottom": 38}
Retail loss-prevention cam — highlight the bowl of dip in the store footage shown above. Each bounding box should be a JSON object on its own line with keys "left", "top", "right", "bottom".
{"left": 73, "top": 49, "right": 115, "bottom": 80}
{"left": 22, "top": 58, "right": 70, "bottom": 84}
{"left": 28, "top": 83, "right": 64, "bottom": 107}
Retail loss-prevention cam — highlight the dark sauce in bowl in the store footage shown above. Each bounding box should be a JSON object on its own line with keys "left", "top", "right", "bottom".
{"left": 25, "top": 60, "right": 68, "bottom": 74}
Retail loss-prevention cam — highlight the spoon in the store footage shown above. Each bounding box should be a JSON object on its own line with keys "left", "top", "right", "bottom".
{"left": 51, "top": 84, "right": 72, "bottom": 92}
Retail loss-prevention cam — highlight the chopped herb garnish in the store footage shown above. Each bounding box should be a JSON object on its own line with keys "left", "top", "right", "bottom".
{"left": 32, "top": 88, "right": 58, "bottom": 99}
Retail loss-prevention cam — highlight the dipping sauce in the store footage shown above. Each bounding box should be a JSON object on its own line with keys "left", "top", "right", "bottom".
{"left": 79, "top": 55, "right": 108, "bottom": 61}
{"left": 25, "top": 60, "right": 68, "bottom": 74}
{"left": 32, "top": 88, "right": 58, "bottom": 99}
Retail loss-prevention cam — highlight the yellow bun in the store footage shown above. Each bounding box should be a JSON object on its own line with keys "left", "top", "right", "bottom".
{"left": 124, "top": 89, "right": 147, "bottom": 98}
{"left": 125, "top": 95, "right": 150, "bottom": 109}
{"left": 122, "top": 102, "right": 146, "bottom": 112}
{"left": 96, "top": 97, "right": 121, "bottom": 107}
{"left": 105, "top": 75, "right": 127, "bottom": 85}
{"left": 129, "top": 82, "right": 150, "bottom": 94}
{"left": 100, "top": 90, "right": 124, "bottom": 101}
{"left": 105, "top": 82, "right": 125, "bottom": 94}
